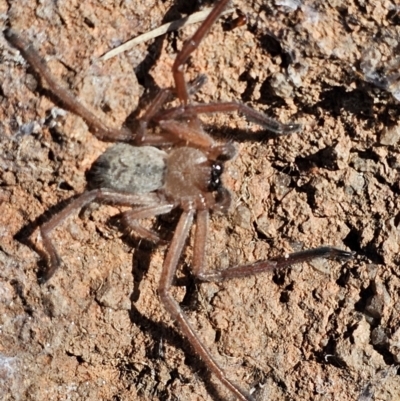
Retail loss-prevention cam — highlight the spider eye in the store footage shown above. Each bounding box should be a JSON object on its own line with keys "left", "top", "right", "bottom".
{"left": 208, "top": 162, "right": 224, "bottom": 191}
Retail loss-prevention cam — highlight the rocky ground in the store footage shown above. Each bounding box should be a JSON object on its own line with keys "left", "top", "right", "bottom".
{"left": 1, "top": 0, "right": 400, "bottom": 400}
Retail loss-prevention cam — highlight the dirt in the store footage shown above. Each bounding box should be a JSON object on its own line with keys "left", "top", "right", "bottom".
{"left": 1, "top": 0, "right": 400, "bottom": 400}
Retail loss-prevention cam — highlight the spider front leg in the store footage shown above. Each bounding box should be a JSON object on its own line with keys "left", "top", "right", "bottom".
{"left": 192, "top": 210, "right": 354, "bottom": 282}
{"left": 5, "top": 29, "right": 134, "bottom": 143}
{"left": 156, "top": 102, "right": 302, "bottom": 135}
{"left": 172, "top": 0, "right": 231, "bottom": 104}
{"left": 5, "top": 29, "right": 209, "bottom": 147}
{"left": 158, "top": 208, "right": 255, "bottom": 401}
{"left": 134, "top": 75, "right": 209, "bottom": 146}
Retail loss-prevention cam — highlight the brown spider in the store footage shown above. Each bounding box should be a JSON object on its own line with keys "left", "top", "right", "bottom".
{"left": 5, "top": 0, "right": 353, "bottom": 400}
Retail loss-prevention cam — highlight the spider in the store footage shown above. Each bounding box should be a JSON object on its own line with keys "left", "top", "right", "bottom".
{"left": 5, "top": 0, "right": 353, "bottom": 400}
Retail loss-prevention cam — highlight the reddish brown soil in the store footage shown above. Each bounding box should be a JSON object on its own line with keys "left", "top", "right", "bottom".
{"left": 1, "top": 1, "right": 400, "bottom": 400}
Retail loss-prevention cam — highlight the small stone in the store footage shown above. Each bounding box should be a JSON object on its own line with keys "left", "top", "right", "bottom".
{"left": 371, "top": 326, "right": 388, "bottom": 346}
{"left": 365, "top": 295, "right": 384, "bottom": 319}
{"left": 379, "top": 124, "right": 400, "bottom": 146}
{"left": 233, "top": 204, "right": 252, "bottom": 230}
{"left": 270, "top": 72, "right": 293, "bottom": 98}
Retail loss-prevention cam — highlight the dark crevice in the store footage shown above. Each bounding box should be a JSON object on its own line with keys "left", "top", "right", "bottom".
{"left": 354, "top": 149, "right": 380, "bottom": 163}
{"left": 343, "top": 228, "right": 362, "bottom": 254}
{"left": 372, "top": 344, "right": 396, "bottom": 365}
{"left": 296, "top": 181, "right": 316, "bottom": 210}
{"left": 354, "top": 283, "right": 375, "bottom": 313}
{"left": 272, "top": 269, "right": 287, "bottom": 286}
{"left": 58, "top": 181, "right": 74, "bottom": 191}
{"left": 10, "top": 279, "right": 34, "bottom": 316}
{"left": 83, "top": 17, "right": 95, "bottom": 28}
{"left": 394, "top": 211, "right": 400, "bottom": 227}
{"left": 100, "top": 103, "right": 112, "bottom": 114}
{"left": 317, "top": 337, "right": 348, "bottom": 368}
{"left": 65, "top": 351, "right": 85, "bottom": 364}
{"left": 295, "top": 145, "right": 340, "bottom": 171}
{"left": 47, "top": 148, "right": 56, "bottom": 162}
{"left": 336, "top": 267, "right": 351, "bottom": 287}
{"left": 180, "top": 267, "right": 198, "bottom": 309}
{"left": 165, "top": 368, "right": 182, "bottom": 387}
{"left": 215, "top": 328, "right": 222, "bottom": 343}
{"left": 48, "top": 126, "right": 66, "bottom": 145}
{"left": 258, "top": 33, "right": 282, "bottom": 57}
{"left": 257, "top": 33, "right": 292, "bottom": 69}
{"left": 343, "top": 228, "right": 384, "bottom": 263}
{"left": 279, "top": 291, "right": 290, "bottom": 303}
{"left": 239, "top": 70, "right": 257, "bottom": 102}
{"left": 315, "top": 86, "right": 375, "bottom": 119}
{"left": 258, "top": 79, "right": 287, "bottom": 108}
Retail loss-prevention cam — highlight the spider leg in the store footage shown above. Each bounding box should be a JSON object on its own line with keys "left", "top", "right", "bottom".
{"left": 40, "top": 189, "right": 162, "bottom": 281}
{"left": 121, "top": 203, "right": 175, "bottom": 244}
{"left": 5, "top": 29, "right": 212, "bottom": 147}
{"left": 192, "top": 210, "right": 354, "bottom": 282}
{"left": 156, "top": 102, "right": 302, "bottom": 135}
{"left": 172, "top": 0, "right": 230, "bottom": 105}
{"left": 5, "top": 29, "right": 134, "bottom": 143}
{"left": 134, "top": 74, "right": 209, "bottom": 146}
{"left": 158, "top": 119, "right": 215, "bottom": 150}
{"left": 134, "top": 88, "right": 173, "bottom": 145}
{"left": 158, "top": 208, "right": 255, "bottom": 401}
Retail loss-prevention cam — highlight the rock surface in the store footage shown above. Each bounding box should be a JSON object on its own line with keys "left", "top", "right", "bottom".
{"left": 1, "top": 0, "right": 400, "bottom": 400}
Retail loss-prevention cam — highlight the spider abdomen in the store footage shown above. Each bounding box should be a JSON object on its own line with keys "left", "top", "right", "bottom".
{"left": 88, "top": 143, "right": 167, "bottom": 194}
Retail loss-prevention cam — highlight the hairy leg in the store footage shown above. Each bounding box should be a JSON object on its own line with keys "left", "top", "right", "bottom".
{"left": 172, "top": 0, "right": 231, "bottom": 105}
{"left": 121, "top": 203, "right": 175, "bottom": 243}
{"left": 158, "top": 208, "right": 255, "bottom": 401}
{"left": 192, "top": 210, "right": 353, "bottom": 282}
{"left": 156, "top": 102, "right": 302, "bottom": 135}
{"left": 5, "top": 29, "right": 134, "bottom": 142}
{"left": 40, "top": 189, "right": 162, "bottom": 280}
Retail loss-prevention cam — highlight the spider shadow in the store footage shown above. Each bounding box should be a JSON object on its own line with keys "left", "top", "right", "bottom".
{"left": 14, "top": 195, "right": 233, "bottom": 401}
{"left": 117, "top": 214, "right": 233, "bottom": 401}
{"left": 13, "top": 193, "right": 82, "bottom": 281}
{"left": 205, "top": 123, "right": 294, "bottom": 143}
{"left": 127, "top": 278, "right": 230, "bottom": 401}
